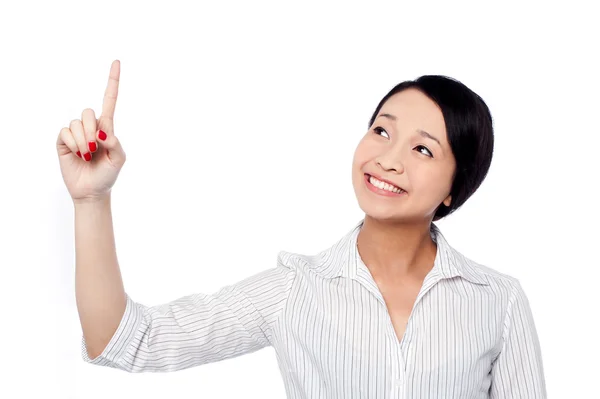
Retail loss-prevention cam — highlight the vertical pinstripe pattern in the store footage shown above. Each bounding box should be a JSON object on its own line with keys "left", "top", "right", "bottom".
{"left": 82, "top": 219, "right": 547, "bottom": 398}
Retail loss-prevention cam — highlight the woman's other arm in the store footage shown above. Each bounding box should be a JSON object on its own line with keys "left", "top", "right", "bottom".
{"left": 489, "top": 279, "right": 547, "bottom": 398}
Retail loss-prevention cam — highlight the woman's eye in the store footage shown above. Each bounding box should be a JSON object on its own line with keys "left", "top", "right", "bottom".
{"left": 373, "top": 126, "right": 389, "bottom": 138}
{"left": 373, "top": 127, "right": 433, "bottom": 158}
{"left": 415, "top": 145, "right": 433, "bottom": 158}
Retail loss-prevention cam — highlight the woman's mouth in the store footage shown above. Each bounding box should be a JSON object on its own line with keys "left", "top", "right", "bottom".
{"left": 364, "top": 174, "right": 407, "bottom": 197}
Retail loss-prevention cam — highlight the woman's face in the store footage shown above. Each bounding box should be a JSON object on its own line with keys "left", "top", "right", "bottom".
{"left": 352, "top": 88, "right": 457, "bottom": 223}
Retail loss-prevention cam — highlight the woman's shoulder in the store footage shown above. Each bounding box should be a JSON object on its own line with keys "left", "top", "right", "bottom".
{"left": 435, "top": 224, "right": 523, "bottom": 290}
{"left": 275, "top": 224, "right": 356, "bottom": 278}
{"left": 276, "top": 245, "right": 341, "bottom": 278}
{"left": 456, "top": 248, "right": 523, "bottom": 290}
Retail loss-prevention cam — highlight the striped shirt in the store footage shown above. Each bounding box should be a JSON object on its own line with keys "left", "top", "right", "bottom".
{"left": 82, "top": 218, "right": 547, "bottom": 398}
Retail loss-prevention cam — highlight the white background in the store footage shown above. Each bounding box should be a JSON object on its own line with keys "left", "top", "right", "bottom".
{"left": 1, "top": 0, "right": 598, "bottom": 397}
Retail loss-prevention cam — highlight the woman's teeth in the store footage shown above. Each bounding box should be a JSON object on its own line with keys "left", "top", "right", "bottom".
{"left": 369, "top": 175, "right": 405, "bottom": 194}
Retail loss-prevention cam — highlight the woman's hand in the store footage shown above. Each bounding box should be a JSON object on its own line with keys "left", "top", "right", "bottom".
{"left": 56, "top": 60, "right": 127, "bottom": 204}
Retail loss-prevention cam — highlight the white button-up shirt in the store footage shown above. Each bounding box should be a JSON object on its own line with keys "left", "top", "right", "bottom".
{"left": 82, "top": 219, "right": 547, "bottom": 398}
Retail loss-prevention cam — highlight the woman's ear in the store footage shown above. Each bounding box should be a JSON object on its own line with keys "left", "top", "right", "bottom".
{"left": 443, "top": 194, "right": 452, "bottom": 207}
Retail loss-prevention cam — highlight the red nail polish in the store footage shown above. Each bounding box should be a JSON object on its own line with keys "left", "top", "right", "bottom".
{"left": 76, "top": 151, "right": 82, "bottom": 158}
{"left": 84, "top": 152, "right": 92, "bottom": 161}
{"left": 89, "top": 141, "right": 97, "bottom": 152}
{"left": 98, "top": 130, "right": 107, "bottom": 141}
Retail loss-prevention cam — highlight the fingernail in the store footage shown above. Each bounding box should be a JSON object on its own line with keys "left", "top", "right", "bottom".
{"left": 89, "top": 141, "right": 97, "bottom": 152}
{"left": 84, "top": 152, "right": 92, "bottom": 162}
{"left": 76, "top": 151, "right": 82, "bottom": 158}
{"left": 98, "top": 130, "right": 107, "bottom": 141}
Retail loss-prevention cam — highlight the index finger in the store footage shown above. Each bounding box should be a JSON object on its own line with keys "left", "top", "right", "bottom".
{"left": 101, "top": 60, "right": 120, "bottom": 120}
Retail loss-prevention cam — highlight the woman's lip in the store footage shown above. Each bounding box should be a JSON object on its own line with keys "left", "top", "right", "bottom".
{"left": 365, "top": 173, "right": 405, "bottom": 192}
{"left": 364, "top": 174, "right": 407, "bottom": 197}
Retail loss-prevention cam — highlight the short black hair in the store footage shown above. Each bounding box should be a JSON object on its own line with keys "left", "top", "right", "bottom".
{"left": 368, "top": 75, "right": 494, "bottom": 221}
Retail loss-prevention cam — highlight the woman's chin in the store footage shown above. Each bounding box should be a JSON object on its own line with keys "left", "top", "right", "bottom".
{"left": 358, "top": 201, "right": 431, "bottom": 224}
{"left": 359, "top": 204, "right": 406, "bottom": 221}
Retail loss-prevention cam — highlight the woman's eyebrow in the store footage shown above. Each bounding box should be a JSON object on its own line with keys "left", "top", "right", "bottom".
{"left": 379, "top": 113, "right": 398, "bottom": 122}
{"left": 416, "top": 129, "right": 441, "bottom": 146}
{"left": 378, "top": 113, "right": 441, "bottom": 146}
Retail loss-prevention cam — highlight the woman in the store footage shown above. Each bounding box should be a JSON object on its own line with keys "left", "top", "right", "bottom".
{"left": 58, "top": 60, "right": 546, "bottom": 398}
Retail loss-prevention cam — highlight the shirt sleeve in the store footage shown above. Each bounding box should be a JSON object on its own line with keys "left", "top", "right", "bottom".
{"left": 489, "top": 279, "right": 547, "bottom": 398}
{"left": 81, "top": 259, "right": 296, "bottom": 372}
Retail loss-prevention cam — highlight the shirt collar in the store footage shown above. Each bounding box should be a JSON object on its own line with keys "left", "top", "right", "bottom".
{"left": 315, "top": 218, "right": 489, "bottom": 286}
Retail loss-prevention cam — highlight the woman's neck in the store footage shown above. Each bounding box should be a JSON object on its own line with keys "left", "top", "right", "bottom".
{"left": 357, "top": 215, "right": 437, "bottom": 282}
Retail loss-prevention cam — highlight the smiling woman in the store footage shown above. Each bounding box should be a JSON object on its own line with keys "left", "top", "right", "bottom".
{"left": 352, "top": 76, "right": 494, "bottom": 224}
{"left": 65, "top": 62, "right": 546, "bottom": 399}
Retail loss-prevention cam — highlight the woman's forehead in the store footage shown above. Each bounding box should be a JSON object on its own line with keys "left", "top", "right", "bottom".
{"left": 378, "top": 89, "right": 447, "bottom": 139}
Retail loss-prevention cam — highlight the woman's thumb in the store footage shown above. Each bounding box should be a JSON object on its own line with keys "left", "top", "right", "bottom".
{"left": 97, "top": 129, "right": 126, "bottom": 165}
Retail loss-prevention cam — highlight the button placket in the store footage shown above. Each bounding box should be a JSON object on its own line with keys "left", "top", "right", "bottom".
{"left": 387, "top": 326, "right": 406, "bottom": 397}
{"left": 395, "top": 350, "right": 406, "bottom": 392}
